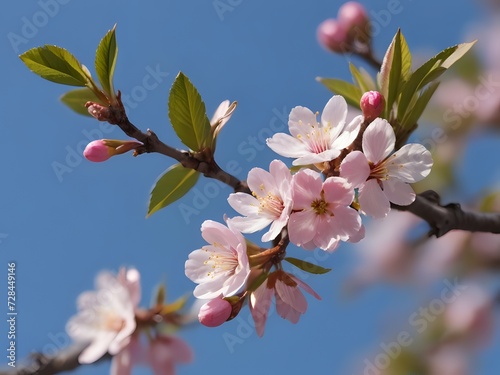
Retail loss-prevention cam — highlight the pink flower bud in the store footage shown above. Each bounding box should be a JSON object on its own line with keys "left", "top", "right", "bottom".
{"left": 85, "top": 102, "right": 110, "bottom": 121}
{"left": 83, "top": 140, "right": 113, "bottom": 162}
{"left": 360, "top": 91, "right": 385, "bottom": 122}
{"left": 317, "top": 19, "right": 350, "bottom": 53}
{"left": 198, "top": 298, "right": 232, "bottom": 327}
{"left": 83, "top": 139, "right": 143, "bottom": 162}
{"left": 338, "top": 2, "right": 370, "bottom": 33}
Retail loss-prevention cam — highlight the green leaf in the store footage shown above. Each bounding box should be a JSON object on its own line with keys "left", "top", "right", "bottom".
{"left": 60, "top": 88, "right": 105, "bottom": 116}
{"left": 168, "top": 72, "right": 211, "bottom": 151}
{"left": 379, "top": 30, "right": 403, "bottom": 119}
{"left": 398, "top": 40, "right": 476, "bottom": 122}
{"left": 19, "top": 45, "right": 89, "bottom": 86}
{"left": 284, "top": 257, "right": 331, "bottom": 275}
{"left": 400, "top": 32, "right": 412, "bottom": 81}
{"left": 317, "top": 77, "right": 362, "bottom": 108}
{"left": 349, "top": 63, "right": 372, "bottom": 93}
{"left": 95, "top": 25, "right": 118, "bottom": 98}
{"left": 147, "top": 163, "right": 200, "bottom": 217}
{"left": 401, "top": 81, "right": 440, "bottom": 128}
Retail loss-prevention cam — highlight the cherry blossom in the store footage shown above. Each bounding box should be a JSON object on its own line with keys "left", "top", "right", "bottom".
{"left": 266, "top": 95, "right": 363, "bottom": 166}
{"left": 66, "top": 269, "right": 139, "bottom": 364}
{"left": 111, "top": 334, "right": 193, "bottom": 375}
{"left": 227, "top": 159, "right": 293, "bottom": 242}
{"left": 288, "top": 168, "right": 363, "bottom": 251}
{"left": 185, "top": 220, "right": 250, "bottom": 299}
{"left": 340, "top": 118, "right": 433, "bottom": 218}
{"left": 198, "top": 297, "right": 232, "bottom": 327}
{"left": 249, "top": 270, "right": 321, "bottom": 337}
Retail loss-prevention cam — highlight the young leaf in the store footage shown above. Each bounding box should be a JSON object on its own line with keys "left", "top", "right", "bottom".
{"left": 316, "top": 77, "right": 362, "bottom": 108}
{"left": 349, "top": 63, "right": 372, "bottom": 93}
{"left": 95, "top": 25, "right": 118, "bottom": 98}
{"left": 401, "top": 81, "right": 440, "bottom": 128}
{"left": 19, "top": 45, "right": 89, "bottom": 86}
{"left": 168, "top": 72, "right": 211, "bottom": 151}
{"left": 284, "top": 257, "right": 331, "bottom": 275}
{"left": 60, "top": 88, "right": 105, "bottom": 116}
{"left": 379, "top": 30, "right": 403, "bottom": 119}
{"left": 400, "top": 32, "right": 412, "bottom": 81}
{"left": 147, "top": 163, "right": 200, "bottom": 217}
{"left": 398, "top": 41, "right": 476, "bottom": 122}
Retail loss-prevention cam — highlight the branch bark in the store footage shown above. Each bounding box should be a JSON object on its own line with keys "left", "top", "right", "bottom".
{"left": 392, "top": 190, "right": 500, "bottom": 237}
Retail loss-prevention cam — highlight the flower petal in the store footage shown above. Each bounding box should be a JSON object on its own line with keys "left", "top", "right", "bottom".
{"left": 292, "top": 149, "right": 340, "bottom": 165}
{"left": 250, "top": 281, "right": 274, "bottom": 337}
{"left": 275, "top": 276, "right": 307, "bottom": 314}
{"left": 362, "top": 118, "right": 395, "bottom": 163}
{"left": 291, "top": 169, "right": 323, "bottom": 209}
{"left": 227, "top": 192, "right": 260, "bottom": 216}
{"left": 382, "top": 179, "right": 416, "bottom": 206}
{"left": 267, "top": 133, "right": 310, "bottom": 158}
{"left": 358, "top": 179, "right": 391, "bottom": 218}
{"left": 321, "top": 95, "right": 348, "bottom": 141}
{"left": 386, "top": 143, "right": 433, "bottom": 183}
{"left": 79, "top": 331, "right": 117, "bottom": 364}
{"left": 331, "top": 114, "right": 363, "bottom": 150}
{"left": 340, "top": 151, "right": 370, "bottom": 187}
{"left": 322, "top": 176, "right": 354, "bottom": 205}
{"left": 288, "top": 106, "right": 318, "bottom": 138}
{"left": 288, "top": 210, "right": 317, "bottom": 247}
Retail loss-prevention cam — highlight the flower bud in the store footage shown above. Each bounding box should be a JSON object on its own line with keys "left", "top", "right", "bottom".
{"left": 317, "top": 19, "right": 350, "bottom": 53}
{"left": 360, "top": 91, "right": 385, "bottom": 122}
{"left": 85, "top": 102, "right": 111, "bottom": 122}
{"left": 338, "top": 2, "right": 370, "bottom": 44}
{"left": 198, "top": 298, "right": 232, "bottom": 327}
{"left": 83, "top": 139, "right": 143, "bottom": 162}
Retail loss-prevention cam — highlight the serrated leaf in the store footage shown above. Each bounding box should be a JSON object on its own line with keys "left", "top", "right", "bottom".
{"left": 60, "top": 88, "right": 105, "bottom": 116}
{"left": 284, "top": 257, "right": 331, "bottom": 275}
{"left": 401, "top": 81, "right": 440, "bottom": 128}
{"left": 147, "top": 163, "right": 200, "bottom": 217}
{"left": 398, "top": 41, "right": 476, "bottom": 122}
{"left": 317, "top": 77, "right": 362, "bottom": 108}
{"left": 95, "top": 25, "right": 118, "bottom": 98}
{"left": 168, "top": 72, "right": 211, "bottom": 151}
{"left": 20, "top": 45, "right": 89, "bottom": 86}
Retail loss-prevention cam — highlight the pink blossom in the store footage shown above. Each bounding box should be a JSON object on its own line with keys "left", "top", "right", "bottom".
{"left": 227, "top": 159, "right": 293, "bottom": 242}
{"left": 338, "top": 2, "right": 369, "bottom": 32}
{"left": 267, "top": 96, "right": 363, "bottom": 166}
{"left": 185, "top": 220, "right": 250, "bottom": 299}
{"left": 340, "top": 118, "right": 433, "bottom": 218}
{"left": 111, "top": 334, "right": 193, "bottom": 375}
{"left": 66, "top": 269, "right": 139, "bottom": 364}
{"left": 317, "top": 19, "right": 350, "bottom": 53}
{"left": 83, "top": 139, "right": 142, "bottom": 162}
{"left": 360, "top": 91, "right": 384, "bottom": 122}
{"left": 249, "top": 271, "right": 321, "bottom": 337}
{"left": 198, "top": 298, "right": 232, "bottom": 327}
{"left": 288, "top": 169, "right": 363, "bottom": 251}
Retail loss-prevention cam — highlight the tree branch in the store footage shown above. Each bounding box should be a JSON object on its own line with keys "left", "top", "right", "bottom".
{"left": 392, "top": 190, "right": 500, "bottom": 237}
{"left": 1, "top": 342, "right": 98, "bottom": 375}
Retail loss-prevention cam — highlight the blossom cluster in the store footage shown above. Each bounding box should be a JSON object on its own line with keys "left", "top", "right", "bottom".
{"left": 67, "top": 268, "right": 193, "bottom": 375}
{"left": 185, "top": 94, "right": 433, "bottom": 335}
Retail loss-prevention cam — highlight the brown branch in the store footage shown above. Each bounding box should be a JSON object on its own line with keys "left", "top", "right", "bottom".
{"left": 1, "top": 342, "right": 100, "bottom": 375}
{"left": 392, "top": 190, "right": 500, "bottom": 238}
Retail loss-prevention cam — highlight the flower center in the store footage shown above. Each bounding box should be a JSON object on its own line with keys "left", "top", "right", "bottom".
{"left": 256, "top": 192, "right": 284, "bottom": 218}
{"left": 203, "top": 245, "right": 238, "bottom": 279}
{"left": 311, "top": 198, "right": 331, "bottom": 216}
{"left": 103, "top": 311, "right": 126, "bottom": 332}
{"left": 369, "top": 160, "right": 389, "bottom": 180}
{"left": 296, "top": 117, "right": 331, "bottom": 155}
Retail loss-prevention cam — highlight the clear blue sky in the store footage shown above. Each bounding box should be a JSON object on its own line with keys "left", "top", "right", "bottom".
{"left": 1, "top": 1, "right": 499, "bottom": 374}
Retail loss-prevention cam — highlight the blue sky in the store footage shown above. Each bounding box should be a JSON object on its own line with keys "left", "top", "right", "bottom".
{"left": 1, "top": 1, "right": 499, "bottom": 374}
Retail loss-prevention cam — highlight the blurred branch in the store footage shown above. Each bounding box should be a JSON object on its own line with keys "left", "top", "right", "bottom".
{"left": 2, "top": 343, "right": 98, "bottom": 375}
{"left": 392, "top": 190, "right": 500, "bottom": 237}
